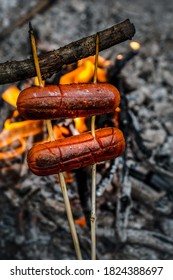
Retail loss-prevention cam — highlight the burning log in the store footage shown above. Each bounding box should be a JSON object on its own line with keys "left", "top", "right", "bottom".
{"left": 0, "top": 19, "right": 135, "bottom": 85}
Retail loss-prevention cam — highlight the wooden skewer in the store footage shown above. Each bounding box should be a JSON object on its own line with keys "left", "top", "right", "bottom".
{"left": 91, "top": 33, "right": 99, "bottom": 260}
{"left": 29, "top": 23, "right": 82, "bottom": 260}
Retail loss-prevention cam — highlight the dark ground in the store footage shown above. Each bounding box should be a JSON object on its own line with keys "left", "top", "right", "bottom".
{"left": 0, "top": 0, "right": 173, "bottom": 260}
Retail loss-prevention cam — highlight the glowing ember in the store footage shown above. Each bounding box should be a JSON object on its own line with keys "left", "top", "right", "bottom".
{"left": 75, "top": 216, "right": 87, "bottom": 228}
{"left": 130, "top": 41, "right": 140, "bottom": 51}
{"left": 114, "top": 107, "right": 121, "bottom": 128}
{"left": 116, "top": 54, "right": 124, "bottom": 60}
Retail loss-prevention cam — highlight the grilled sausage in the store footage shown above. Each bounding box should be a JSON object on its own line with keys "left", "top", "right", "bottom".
{"left": 17, "top": 83, "right": 120, "bottom": 120}
{"left": 27, "top": 127, "right": 125, "bottom": 176}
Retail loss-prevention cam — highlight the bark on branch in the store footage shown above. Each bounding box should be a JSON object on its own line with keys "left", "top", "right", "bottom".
{"left": 0, "top": 19, "right": 135, "bottom": 85}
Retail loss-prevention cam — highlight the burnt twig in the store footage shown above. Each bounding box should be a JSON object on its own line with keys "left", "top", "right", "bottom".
{"left": 0, "top": 19, "right": 135, "bottom": 85}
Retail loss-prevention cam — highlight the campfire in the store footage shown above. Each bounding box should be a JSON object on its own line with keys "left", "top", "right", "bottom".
{"left": 0, "top": 5, "right": 173, "bottom": 260}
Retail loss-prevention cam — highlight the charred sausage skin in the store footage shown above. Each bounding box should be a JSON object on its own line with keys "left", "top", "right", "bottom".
{"left": 17, "top": 83, "right": 120, "bottom": 120}
{"left": 27, "top": 127, "right": 125, "bottom": 176}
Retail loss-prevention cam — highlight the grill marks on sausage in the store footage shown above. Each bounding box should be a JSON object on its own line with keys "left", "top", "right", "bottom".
{"left": 27, "top": 128, "right": 125, "bottom": 176}
{"left": 17, "top": 83, "right": 120, "bottom": 120}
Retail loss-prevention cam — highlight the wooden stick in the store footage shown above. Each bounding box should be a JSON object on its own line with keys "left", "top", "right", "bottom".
{"left": 30, "top": 24, "right": 82, "bottom": 260}
{"left": 29, "top": 22, "right": 44, "bottom": 88}
{"left": 58, "top": 172, "right": 82, "bottom": 260}
{"left": 91, "top": 33, "right": 99, "bottom": 260}
{"left": 0, "top": 19, "right": 135, "bottom": 85}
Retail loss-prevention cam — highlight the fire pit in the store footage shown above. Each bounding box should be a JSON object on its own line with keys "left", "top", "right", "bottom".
{"left": 0, "top": 0, "right": 173, "bottom": 260}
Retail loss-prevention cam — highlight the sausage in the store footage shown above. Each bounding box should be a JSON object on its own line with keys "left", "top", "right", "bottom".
{"left": 27, "top": 127, "right": 125, "bottom": 176}
{"left": 17, "top": 83, "right": 120, "bottom": 120}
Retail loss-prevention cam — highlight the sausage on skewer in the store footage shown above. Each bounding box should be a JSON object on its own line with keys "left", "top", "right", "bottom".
{"left": 27, "top": 127, "right": 125, "bottom": 176}
{"left": 17, "top": 83, "right": 120, "bottom": 120}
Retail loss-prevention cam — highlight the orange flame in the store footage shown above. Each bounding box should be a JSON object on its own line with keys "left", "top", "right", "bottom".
{"left": 0, "top": 109, "right": 43, "bottom": 159}
{"left": 1, "top": 82, "right": 46, "bottom": 159}
{"left": 59, "top": 55, "right": 110, "bottom": 134}
{"left": 78, "top": 55, "right": 111, "bottom": 68}
{"left": 2, "top": 85, "right": 20, "bottom": 107}
{"left": 59, "top": 55, "right": 109, "bottom": 84}
{"left": 34, "top": 77, "right": 45, "bottom": 86}
{"left": 73, "top": 118, "right": 87, "bottom": 133}
{"left": 52, "top": 125, "right": 70, "bottom": 140}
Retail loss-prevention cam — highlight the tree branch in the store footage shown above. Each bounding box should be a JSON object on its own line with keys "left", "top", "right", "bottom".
{"left": 0, "top": 19, "right": 135, "bottom": 85}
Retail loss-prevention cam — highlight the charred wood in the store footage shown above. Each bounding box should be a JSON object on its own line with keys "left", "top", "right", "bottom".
{"left": 127, "top": 229, "right": 173, "bottom": 256}
{"left": 129, "top": 165, "right": 173, "bottom": 194}
{"left": 75, "top": 168, "right": 91, "bottom": 228}
{"left": 114, "top": 159, "right": 132, "bottom": 243}
{"left": 130, "top": 177, "right": 172, "bottom": 215}
{"left": 108, "top": 49, "right": 139, "bottom": 78}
